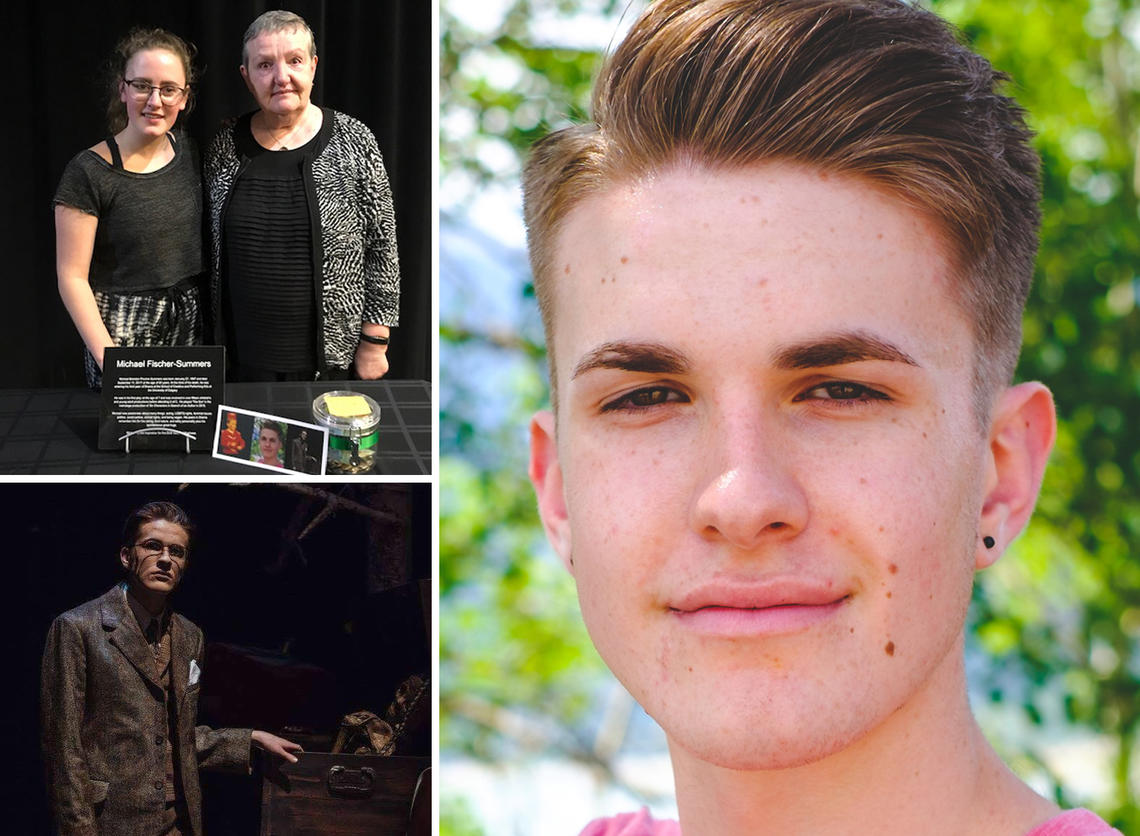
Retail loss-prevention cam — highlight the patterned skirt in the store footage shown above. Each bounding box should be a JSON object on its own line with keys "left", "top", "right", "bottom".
{"left": 85, "top": 282, "right": 204, "bottom": 390}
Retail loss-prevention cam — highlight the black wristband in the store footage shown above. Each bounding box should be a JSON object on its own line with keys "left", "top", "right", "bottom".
{"left": 359, "top": 332, "right": 389, "bottom": 346}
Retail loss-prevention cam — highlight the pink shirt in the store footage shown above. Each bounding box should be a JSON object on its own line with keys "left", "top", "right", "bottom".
{"left": 578, "top": 808, "right": 1122, "bottom": 836}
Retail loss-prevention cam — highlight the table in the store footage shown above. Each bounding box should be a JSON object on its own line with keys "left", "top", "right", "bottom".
{"left": 0, "top": 380, "right": 432, "bottom": 475}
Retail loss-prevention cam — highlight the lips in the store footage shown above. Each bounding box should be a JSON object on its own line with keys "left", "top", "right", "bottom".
{"left": 669, "top": 578, "right": 850, "bottom": 637}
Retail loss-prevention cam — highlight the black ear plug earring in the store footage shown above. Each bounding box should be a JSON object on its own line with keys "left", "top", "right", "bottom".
{"left": 983, "top": 536, "right": 995, "bottom": 549}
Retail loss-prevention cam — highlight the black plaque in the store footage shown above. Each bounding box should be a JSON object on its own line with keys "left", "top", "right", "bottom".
{"left": 99, "top": 346, "right": 225, "bottom": 452}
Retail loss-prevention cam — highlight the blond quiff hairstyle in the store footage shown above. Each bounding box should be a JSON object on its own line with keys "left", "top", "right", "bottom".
{"left": 522, "top": 0, "right": 1041, "bottom": 409}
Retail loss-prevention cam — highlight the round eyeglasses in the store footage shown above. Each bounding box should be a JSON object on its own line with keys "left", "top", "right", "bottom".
{"left": 123, "top": 79, "right": 188, "bottom": 105}
{"left": 134, "top": 538, "right": 188, "bottom": 562}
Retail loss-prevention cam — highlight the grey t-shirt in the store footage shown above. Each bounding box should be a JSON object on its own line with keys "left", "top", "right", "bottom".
{"left": 53, "top": 133, "right": 205, "bottom": 293}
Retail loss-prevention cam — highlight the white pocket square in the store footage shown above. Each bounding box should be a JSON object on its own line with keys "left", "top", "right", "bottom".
{"left": 189, "top": 659, "right": 201, "bottom": 686}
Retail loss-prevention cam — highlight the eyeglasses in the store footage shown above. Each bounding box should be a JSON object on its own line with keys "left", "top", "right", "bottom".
{"left": 134, "top": 539, "right": 188, "bottom": 561}
{"left": 123, "top": 79, "right": 188, "bottom": 105}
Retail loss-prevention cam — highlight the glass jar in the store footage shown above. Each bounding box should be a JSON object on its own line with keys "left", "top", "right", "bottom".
{"left": 312, "top": 390, "right": 381, "bottom": 474}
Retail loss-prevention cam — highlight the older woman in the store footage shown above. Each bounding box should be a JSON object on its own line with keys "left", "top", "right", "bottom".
{"left": 205, "top": 10, "right": 399, "bottom": 382}
{"left": 55, "top": 29, "right": 204, "bottom": 389}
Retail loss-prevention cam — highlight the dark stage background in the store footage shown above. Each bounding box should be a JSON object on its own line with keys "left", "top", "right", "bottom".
{"left": 3, "top": 483, "right": 432, "bottom": 834}
{"left": 7, "top": 0, "right": 432, "bottom": 387}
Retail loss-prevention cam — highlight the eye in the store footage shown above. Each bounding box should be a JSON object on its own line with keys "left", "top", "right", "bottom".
{"left": 600, "top": 385, "right": 689, "bottom": 413}
{"left": 794, "top": 381, "right": 890, "bottom": 404}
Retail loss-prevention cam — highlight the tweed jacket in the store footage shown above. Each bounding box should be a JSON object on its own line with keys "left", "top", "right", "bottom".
{"left": 40, "top": 585, "right": 251, "bottom": 836}
{"left": 204, "top": 108, "right": 401, "bottom": 370}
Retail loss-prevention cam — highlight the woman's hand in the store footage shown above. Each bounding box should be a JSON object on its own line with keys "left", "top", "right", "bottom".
{"left": 355, "top": 325, "right": 391, "bottom": 379}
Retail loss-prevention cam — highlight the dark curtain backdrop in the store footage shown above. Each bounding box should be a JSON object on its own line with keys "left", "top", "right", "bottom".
{"left": 6, "top": 0, "right": 432, "bottom": 387}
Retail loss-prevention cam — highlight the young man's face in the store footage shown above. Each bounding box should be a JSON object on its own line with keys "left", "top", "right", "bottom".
{"left": 119, "top": 519, "right": 190, "bottom": 598}
{"left": 530, "top": 163, "right": 1037, "bottom": 770}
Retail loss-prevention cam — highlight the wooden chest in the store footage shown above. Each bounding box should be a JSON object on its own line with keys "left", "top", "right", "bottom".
{"left": 259, "top": 751, "right": 430, "bottom": 836}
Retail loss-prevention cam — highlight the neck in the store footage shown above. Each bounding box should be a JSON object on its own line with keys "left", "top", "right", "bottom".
{"left": 114, "top": 127, "right": 170, "bottom": 158}
{"left": 669, "top": 643, "right": 1056, "bottom": 836}
{"left": 125, "top": 579, "right": 168, "bottom": 617}
{"left": 258, "top": 102, "right": 313, "bottom": 132}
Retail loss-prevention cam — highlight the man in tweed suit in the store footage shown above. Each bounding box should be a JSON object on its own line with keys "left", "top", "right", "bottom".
{"left": 40, "top": 501, "right": 302, "bottom": 835}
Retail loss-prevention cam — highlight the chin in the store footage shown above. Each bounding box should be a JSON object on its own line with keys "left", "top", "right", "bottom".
{"left": 668, "top": 718, "right": 864, "bottom": 772}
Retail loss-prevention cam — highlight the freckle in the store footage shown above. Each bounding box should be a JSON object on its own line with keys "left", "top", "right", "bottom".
{"left": 849, "top": 627, "right": 854, "bottom": 634}
{"left": 889, "top": 563, "right": 898, "bottom": 574}
{"left": 878, "top": 526, "right": 884, "bottom": 532}
{"left": 859, "top": 477, "right": 867, "bottom": 485}
{"left": 600, "top": 277, "right": 605, "bottom": 284}
{"left": 758, "top": 277, "right": 768, "bottom": 287}
{"left": 620, "top": 255, "right": 628, "bottom": 264}
{"left": 687, "top": 666, "right": 693, "bottom": 672}
{"left": 922, "top": 432, "right": 927, "bottom": 438}
{"left": 885, "top": 641, "right": 895, "bottom": 656}
{"left": 740, "top": 196, "right": 747, "bottom": 204}
{"left": 876, "top": 232, "right": 883, "bottom": 239}
{"left": 828, "top": 527, "right": 840, "bottom": 537}
{"left": 564, "top": 264, "right": 571, "bottom": 275}
{"left": 886, "top": 591, "right": 892, "bottom": 598}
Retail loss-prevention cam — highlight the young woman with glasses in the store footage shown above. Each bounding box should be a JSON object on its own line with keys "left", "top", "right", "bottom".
{"left": 53, "top": 28, "right": 205, "bottom": 389}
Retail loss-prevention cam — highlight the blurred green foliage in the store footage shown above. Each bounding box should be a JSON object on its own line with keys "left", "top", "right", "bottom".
{"left": 441, "top": 0, "right": 1140, "bottom": 831}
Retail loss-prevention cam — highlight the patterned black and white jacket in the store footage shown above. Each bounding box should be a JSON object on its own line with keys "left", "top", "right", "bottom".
{"left": 204, "top": 108, "right": 400, "bottom": 370}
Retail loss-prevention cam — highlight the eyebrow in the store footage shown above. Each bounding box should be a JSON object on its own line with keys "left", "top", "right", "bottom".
{"left": 771, "top": 331, "right": 919, "bottom": 369}
{"left": 571, "top": 341, "right": 690, "bottom": 379}
{"left": 570, "top": 331, "right": 917, "bottom": 380}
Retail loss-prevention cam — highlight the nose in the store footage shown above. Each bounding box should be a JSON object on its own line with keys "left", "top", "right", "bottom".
{"left": 689, "top": 405, "right": 808, "bottom": 551}
{"left": 146, "top": 86, "right": 163, "bottom": 107}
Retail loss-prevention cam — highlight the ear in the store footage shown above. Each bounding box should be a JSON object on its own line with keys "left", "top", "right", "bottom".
{"left": 977, "top": 382, "right": 1056, "bottom": 568}
{"left": 119, "top": 546, "right": 132, "bottom": 572}
{"left": 239, "top": 64, "right": 254, "bottom": 94}
{"left": 528, "top": 410, "right": 573, "bottom": 572}
{"left": 119, "top": 79, "right": 128, "bottom": 105}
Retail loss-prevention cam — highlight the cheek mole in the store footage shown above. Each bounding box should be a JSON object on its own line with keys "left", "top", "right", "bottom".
{"left": 888, "top": 563, "right": 898, "bottom": 574}
{"left": 620, "top": 256, "right": 629, "bottom": 264}
{"left": 885, "top": 641, "right": 895, "bottom": 656}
